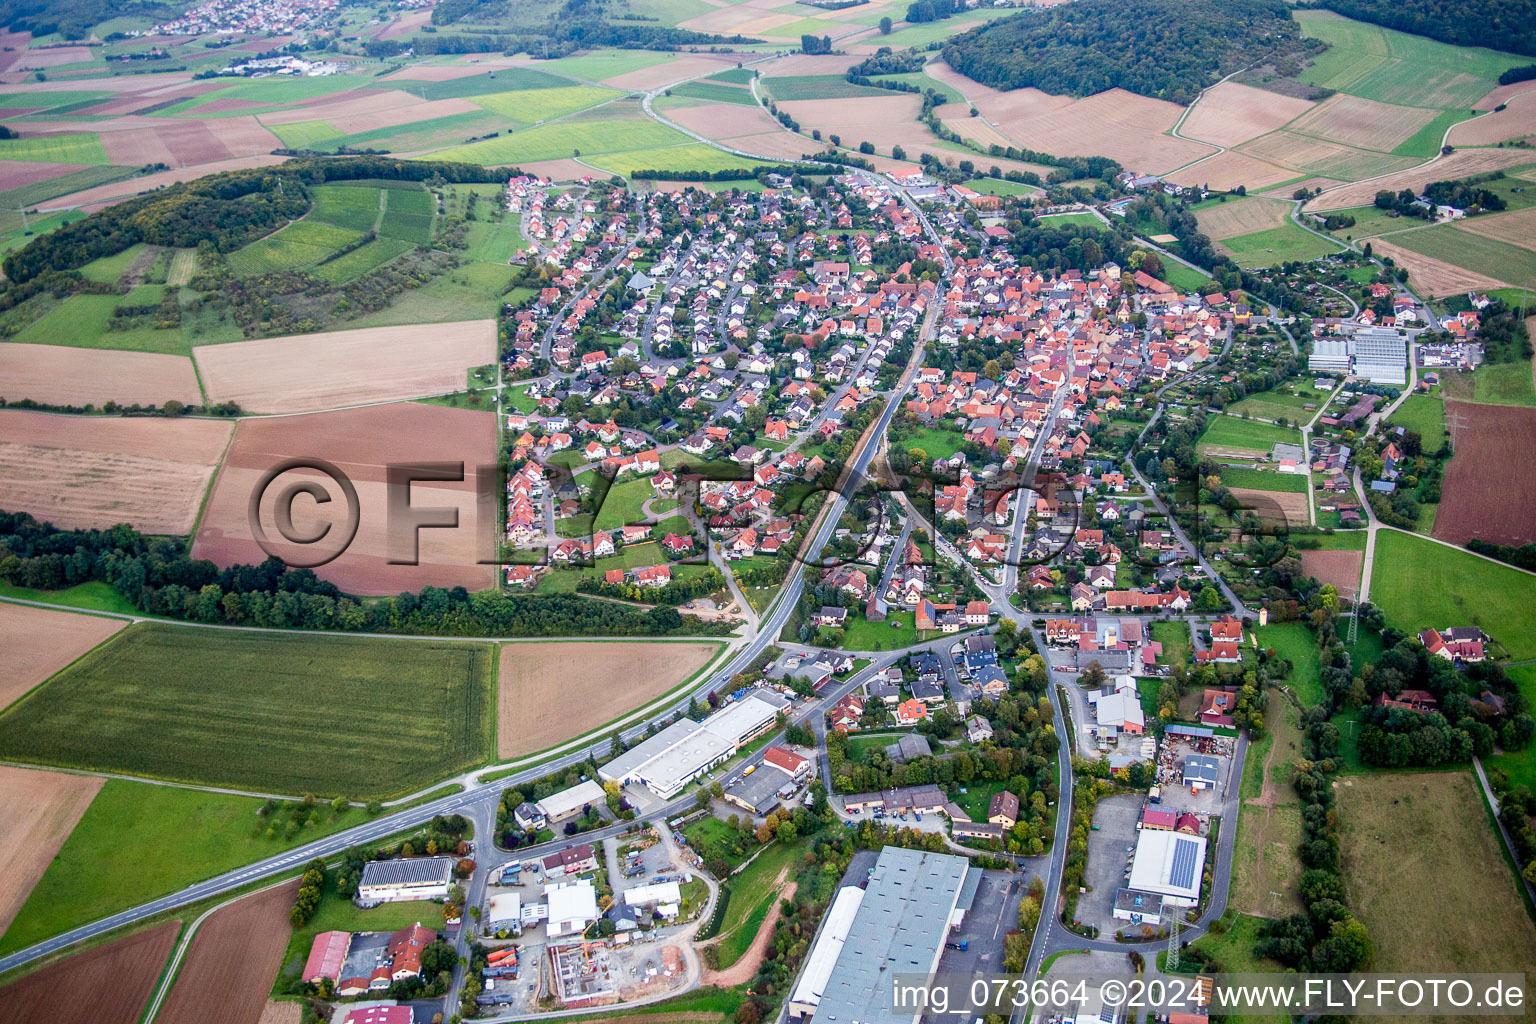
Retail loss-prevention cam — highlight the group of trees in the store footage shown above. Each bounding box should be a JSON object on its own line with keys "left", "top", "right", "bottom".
{"left": 0, "top": 511, "right": 712, "bottom": 638}
{"left": 1373, "top": 173, "right": 1508, "bottom": 219}
{"left": 943, "top": 0, "right": 1299, "bottom": 105}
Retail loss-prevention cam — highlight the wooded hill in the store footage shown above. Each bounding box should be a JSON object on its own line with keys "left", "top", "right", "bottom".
{"left": 942, "top": 0, "right": 1302, "bottom": 104}
{"left": 1306, "top": 0, "right": 1536, "bottom": 58}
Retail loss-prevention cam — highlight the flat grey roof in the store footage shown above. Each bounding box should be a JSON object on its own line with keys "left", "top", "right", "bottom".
{"left": 809, "top": 847, "right": 972, "bottom": 1024}
{"left": 359, "top": 856, "right": 455, "bottom": 888}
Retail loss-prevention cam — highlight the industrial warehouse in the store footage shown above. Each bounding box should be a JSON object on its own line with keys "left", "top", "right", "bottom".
{"left": 599, "top": 689, "right": 788, "bottom": 798}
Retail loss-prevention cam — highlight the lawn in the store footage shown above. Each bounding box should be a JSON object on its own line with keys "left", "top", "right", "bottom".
{"left": 1254, "top": 622, "right": 1323, "bottom": 706}
{"left": 427, "top": 118, "right": 690, "bottom": 164}
{"left": 1151, "top": 620, "right": 1192, "bottom": 667}
{"left": 761, "top": 75, "right": 891, "bottom": 101}
{"left": 1370, "top": 530, "right": 1536, "bottom": 660}
{"left": 682, "top": 815, "right": 754, "bottom": 871}
{"left": 0, "top": 579, "right": 139, "bottom": 615}
{"left": 1036, "top": 211, "right": 1101, "bottom": 230}
{"left": 0, "top": 623, "right": 495, "bottom": 798}
{"left": 1197, "top": 414, "right": 1302, "bottom": 454}
{"left": 1228, "top": 381, "right": 1333, "bottom": 421}
{"left": 1485, "top": 665, "right": 1536, "bottom": 791}
{"left": 1218, "top": 223, "right": 1343, "bottom": 268}
{"left": 949, "top": 778, "right": 1006, "bottom": 821}
{"left": 839, "top": 607, "right": 925, "bottom": 651}
{"left": 0, "top": 780, "right": 376, "bottom": 955}
{"left": 1386, "top": 392, "right": 1447, "bottom": 446}
{"left": 538, "top": 541, "right": 706, "bottom": 594}
{"left": 1392, "top": 222, "right": 1536, "bottom": 291}
{"left": 1336, "top": 770, "right": 1536, "bottom": 979}
{"left": 0, "top": 132, "right": 109, "bottom": 164}
{"left": 593, "top": 476, "right": 662, "bottom": 531}
{"left": 898, "top": 426, "right": 966, "bottom": 460}
{"left": 1218, "top": 466, "right": 1309, "bottom": 493}
{"left": 1161, "top": 261, "right": 1215, "bottom": 292}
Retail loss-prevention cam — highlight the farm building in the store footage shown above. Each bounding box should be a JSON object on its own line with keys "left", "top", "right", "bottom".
{"left": 1126, "top": 828, "right": 1207, "bottom": 908}
{"left": 599, "top": 689, "right": 787, "bottom": 798}
{"left": 303, "top": 930, "right": 352, "bottom": 983}
{"left": 536, "top": 779, "right": 607, "bottom": 824}
{"left": 358, "top": 857, "right": 455, "bottom": 904}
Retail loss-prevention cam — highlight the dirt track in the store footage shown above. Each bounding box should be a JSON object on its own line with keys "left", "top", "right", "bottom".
{"left": 701, "top": 878, "right": 796, "bottom": 987}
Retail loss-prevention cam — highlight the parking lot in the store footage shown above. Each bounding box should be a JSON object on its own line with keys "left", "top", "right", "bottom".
{"left": 1073, "top": 792, "right": 1142, "bottom": 936}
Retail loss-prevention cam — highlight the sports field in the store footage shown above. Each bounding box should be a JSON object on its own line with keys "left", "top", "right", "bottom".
{"left": 1369, "top": 530, "right": 1536, "bottom": 660}
{"left": 1197, "top": 415, "right": 1302, "bottom": 454}
{"left": 1218, "top": 466, "right": 1309, "bottom": 493}
{"left": 0, "top": 624, "right": 494, "bottom": 797}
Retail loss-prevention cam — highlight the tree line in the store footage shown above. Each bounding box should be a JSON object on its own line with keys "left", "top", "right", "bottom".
{"left": 1310, "top": 0, "right": 1536, "bottom": 58}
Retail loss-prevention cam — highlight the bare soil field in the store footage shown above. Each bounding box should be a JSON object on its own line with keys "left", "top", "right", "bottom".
{"left": 1285, "top": 94, "right": 1439, "bottom": 153}
{"left": 1450, "top": 91, "right": 1536, "bottom": 145}
{"left": 0, "top": 920, "right": 178, "bottom": 1024}
{"left": 1304, "top": 147, "right": 1536, "bottom": 211}
{"left": 665, "top": 101, "right": 784, "bottom": 140}
{"left": 495, "top": 641, "right": 717, "bottom": 758}
{"left": 39, "top": 155, "right": 288, "bottom": 210}
{"left": 0, "top": 602, "right": 124, "bottom": 712}
{"left": 0, "top": 344, "right": 200, "bottom": 407}
{"left": 1475, "top": 80, "right": 1536, "bottom": 110}
{"left": 1227, "top": 486, "right": 1308, "bottom": 525}
{"left": 0, "top": 765, "right": 103, "bottom": 937}
{"left": 15, "top": 45, "right": 93, "bottom": 69}
{"left": 604, "top": 55, "right": 738, "bottom": 92}
{"left": 1300, "top": 548, "right": 1363, "bottom": 599}
{"left": 1434, "top": 400, "right": 1536, "bottom": 547}
{"left": 1179, "top": 81, "right": 1316, "bottom": 148}
{"left": 155, "top": 881, "right": 300, "bottom": 1024}
{"left": 752, "top": 53, "right": 863, "bottom": 78}
{"left": 192, "top": 402, "right": 497, "bottom": 595}
{"left": 1166, "top": 149, "right": 1300, "bottom": 192}
{"left": 1452, "top": 205, "right": 1536, "bottom": 248}
{"left": 0, "top": 160, "right": 86, "bottom": 191}
{"left": 1368, "top": 237, "right": 1508, "bottom": 295}
{"left": 982, "top": 88, "right": 1216, "bottom": 174}
{"left": 96, "top": 117, "right": 279, "bottom": 166}
{"left": 519, "top": 157, "right": 599, "bottom": 181}
{"left": 256, "top": 1001, "right": 303, "bottom": 1024}
{"left": 380, "top": 8, "right": 433, "bottom": 39}
{"left": 0, "top": 409, "right": 231, "bottom": 534}
{"left": 730, "top": 129, "right": 819, "bottom": 161}
{"left": 1194, "top": 196, "right": 1292, "bottom": 240}
{"left": 194, "top": 319, "right": 495, "bottom": 414}
{"left": 1337, "top": 771, "right": 1536, "bottom": 1003}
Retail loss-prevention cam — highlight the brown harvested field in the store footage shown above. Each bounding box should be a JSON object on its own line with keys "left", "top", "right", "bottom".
{"left": 1285, "top": 94, "right": 1438, "bottom": 153}
{"left": 98, "top": 117, "right": 280, "bottom": 166}
{"left": 982, "top": 88, "right": 1216, "bottom": 174}
{"left": 0, "top": 602, "right": 123, "bottom": 712}
{"left": 1304, "top": 146, "right": 1536, "bottom": 211}
{"left": 194, "top": 319, "right": 496, "bottom": 414}
{"left": 38, "top": 155, "right": 288, "bottom": 210}
{"left": 1239, "top": 130, "right": 1416, "bottom": 181}
{"left": 1452, "top": 205, "right": 1536, "bottom": 248}
{"left": 256, "top": 1002, "right": 303, "bottom": 1024}
{"left": 1166, "top": 149, "right": 1300, "bottom": 192}
{"left": 1179, "top": 81, "right": 1316, "bottom": 148}
{"left": 781, "top": 93, "right": 922, "bottom": 132}
{"left": 0, "top": 410, "right": 232, "bottom": 534}
{"left": 750, "top": 53, "right": 860, "bottom": 78}
{"left": 380, "top": 8, "right": 433, "bottom": 39}
{"left": 155, "top": 881, "right": 300, "bottom": 1024}
{"left": 729, "top": 129, "right": 819, "bottom": 161}
{"left": 1475, "top": 80, "right": 1536, "bottom": 110}
{"left": 518, "top": 157, "right": 600, "bottom": 181}
{"left": 1369, "top": 237, "right": 1508, "bottom": 295}
{"left": 0, "top": 160, "right": 87, "bottom": 191}
{"left": 191, "top": 402, "right": 497, "bottom": 595}
{"left": 1300, "top": 548, "right": 1362, "bottom": 599}
{"left": 1450, "top": 91, "right": 1536, "bottom": 145}
{"left": 14, "top": 46, "right": 93, "bottom": 69}
{"left": 1337, "top": 770, "right": 1536, "bottom": 1010}
{"left": 665, "top": 101, "right": 784, "bottom": 140}
{"left": 1194, "top": 196, "right": 1292, "bottom": 240}
{"left": 269, "top": 97, "right": 479, "bottom": 136}
{"left": 0, "top": 920, "right": 179, "bottom": 1024}
{"left": 0, "top": 344, "right": 200, "bottom": 407}
{"left": 1434, "top": 400, "right": 1536, "bottom": 547}
{"left": 603, "top": 55, "right": 737, "bottom": 92}
{"left": 1227, "top": 486, "right": 1308, "bottom": 525}
{"left": 495, "top": 641, "right": 718, "bottom": 758}
{"left": 0, "top": 766, "right": 103, "bottom": 937}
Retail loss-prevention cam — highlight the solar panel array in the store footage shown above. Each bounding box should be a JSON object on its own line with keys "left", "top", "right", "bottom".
{"left": 1170, "top": 837, "right": 1200, "bottom": 890}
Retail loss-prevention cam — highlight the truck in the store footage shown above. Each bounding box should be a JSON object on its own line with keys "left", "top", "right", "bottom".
{"left": 743, "top": 764, "right": 757, "bottom": 776}
{"left": 946, "top": 939, "right": 969, "bottom": 951}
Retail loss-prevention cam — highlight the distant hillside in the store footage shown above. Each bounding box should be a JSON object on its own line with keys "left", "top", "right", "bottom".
{"left": 1306, "top": 0, "right": 1536, "bottom": 58}
{"left": 942, "top": 0, "right": 1301, "bottom": 105}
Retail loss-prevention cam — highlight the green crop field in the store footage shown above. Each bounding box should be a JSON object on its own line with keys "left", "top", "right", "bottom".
{"left": 472, "top": 84, "right": 617, "bottom": 123}
{"left": 377, "top": 185, "right": 434, "bottom": 245}
{"left": 762, "top": 75, "right": 892, "bottom": 101}
{"left": 228, "top": 218, "right": 366, "bottom": 276}
{"left": 270, "top": 119, "right": 344, "bottom": 150}
{"left": 1219, "top": 223, "right": 1344, "bottom": 268}
{"left": 0, "top": 132, "right": 109, "bottom": 164}
{"left": 1370, "top": 531, "right": 1536, "bottom": 660}
{"left": 0, "top": 89, "right": 112, "bottom": 110}
{"left": 669, "top": 81, "right": 757, "bottom": 105}
{"left": 428, "top": 117, "right": 690, "bottom": 164}
{"left": 1390, "top": 224, "right": 1536, "bottom": 290}
{"left": 708, "top": 68, "right": 757, "bottom": 85}
{"left": 538, "top": 48, "right": 674, "bottom": 82}
{"left": 199, "top": 75, "right": 363, "bottom": 107}
{"left": 1294, "top": 10, "right": 1525, "bottom": 110}
{"left": 312, "top": 110, "right": 506, "bottom": 155}
{"left": 1198, "top": 415, "right": 1302, "bottom": 453}
{"left": 309, "top": 185, "right": 383, "bottom": 233}
{"left": 0, "top": 780, "right": 375, "bottom": 955}
{"left": 386, "top": 66, "right": 572, "bottom": 102}
{"left": 1387, "top": 393, "right": 1447, "bottom": 445}
{"left": 309, "top": 236, "right": 415, "bottom": 284}
{"left": 1392, "top": 108, "right": 1477, "bottom": 158}
{"left": 1219, "top": 466, "right": 1309, "bottom": 493}
{"left": 591, "top": 143, "right": 777, "bottom": 177}
{"left": 0, "top": 624, "right": 495, "bottom": 798}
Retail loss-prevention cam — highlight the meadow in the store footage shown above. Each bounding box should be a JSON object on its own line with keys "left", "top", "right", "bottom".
{"left": 1386, "top": 392, "right": 1446, "bottom": 446}
{"left": 1218, "top": 223, "right": 1343, "bottom": 268}
{"left": 0, "top": 624, "right": 495, "bottom": 798}
{"left": 0, "top": 781, "right": 374, "bottom": 955}
{"left": 308, "top": 237, "right": 414, "bottom": 285}
{"left": 227, "top": 220, "right": 366, "bottom": 277}
{"left": 762, "top": 75, "right": 891, "bottom": 101}
{"left": 670, "top": 81, "right": 757, "bottom": 106}
{"left": 710, "top": 839, "right": 802, "bottom": 969}
{"left": 9, "top": 286, "right": 185, "bottom": 354}
{"left": 591, "top": 143, "right": 778, "bottom": 176}
{"left": 1389, "top": 224, "right": 1536, "bottom": 290}
{"left": 1369, "top": 530, "right": 1536, "bottom": 659}
{"left": 1485, "top": 665, "right": 1536, "bottom": 791}
{"left": 1253, "top": 623, "right": 1324, "bottom": 706}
